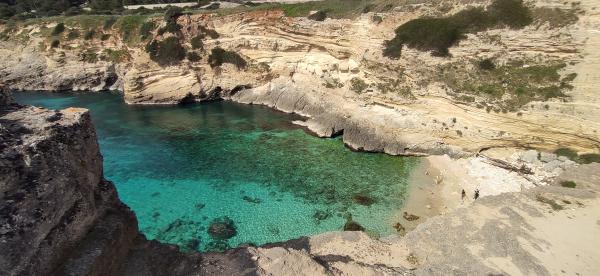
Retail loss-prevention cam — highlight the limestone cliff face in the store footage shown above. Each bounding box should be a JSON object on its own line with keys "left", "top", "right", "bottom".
{"left": 0, "top": 0, "right": 599, "bottom": 156}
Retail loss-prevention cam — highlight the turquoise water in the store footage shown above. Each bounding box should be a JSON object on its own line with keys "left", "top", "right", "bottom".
{"left": 14, "top": 91, "right": 418, "bottom": 252}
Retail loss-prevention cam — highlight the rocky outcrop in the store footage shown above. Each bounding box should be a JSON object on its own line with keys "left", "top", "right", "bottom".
{"left": 0, "top": 41, "right": 123, "bottom": 92}
{"left": 123, "top": 52, "right": 201, "bottom": 104}
{"left": 0, "top": 98, "right": 259, "bottom": 275}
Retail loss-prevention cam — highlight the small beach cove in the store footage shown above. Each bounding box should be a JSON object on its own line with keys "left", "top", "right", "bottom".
{"left": 13, "top": 90, "right": 438, "bottom": 252}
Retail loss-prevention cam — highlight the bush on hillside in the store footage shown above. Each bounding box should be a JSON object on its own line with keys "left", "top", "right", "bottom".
{"left": 308, "top": 10, "right": 327, "bottom": 21}
{"left": 52, "top": 23, "right": 65, "bottom": 35}
{"left": 197, "top": 26, "right": 219, "bottom": 39}
{"left": 208, "top": 47, "right": 247, "bottom": 69}
{"left": 67, "top": 29, "right": 80, "bottom": 40}
{"left": 488, "top": 0, "right": 532, "bottom": 28}
{"left": 187, "top": 51, "right": 201, "bottom": 62}
{"left": 383, "top": 0, "right": 532, "bottom": 58}
{"left": 103, "top": 17, "right": 117, "bottom": 29}
{"left": 50, "top": 39, "right": 60, "bottom": 48}
{"left": 191, "top": 35, "right": 203, "bottom": 49}
{"left": 84, "top": 29, "right": 95, "bottom": 40}
{"left": 145, "top": 37, "right": 186, "bottom": 66}
{"left": 139, "top": 21, "right": 155, "bottom": 39}
{"left": 478, "top": 58, "right": 495, "bottom": 70}
{"left": 164, "top": 6, "right": 183, "bottom": 21}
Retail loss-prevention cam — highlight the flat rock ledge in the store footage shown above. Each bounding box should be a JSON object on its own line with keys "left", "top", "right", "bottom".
{"left": 2, "top": 88, "right": 599, "bottom": 275}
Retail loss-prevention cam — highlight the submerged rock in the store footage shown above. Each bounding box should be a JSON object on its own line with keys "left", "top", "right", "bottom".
{"left": 205, "top": 240, "right": 230, "bottom": 252}
{"left": 352, "top": 193, "right": 375, "bottom": 206}
{"left": 242, "top": 195, "right": 262, "bottom": 204}
{"left": 208, "top": 216, "right": 237, "bottom": 240}
{"left": 313, "top": 209, "right": 331, "bottom": 222}
{"left": 184, "top": 238, "right": 201, "bottom": 252}
{"left": 343, "top": 215, "right": 365, "bottom": 231}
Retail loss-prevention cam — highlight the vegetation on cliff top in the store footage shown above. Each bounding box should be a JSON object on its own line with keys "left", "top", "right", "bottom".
{"left": 145, "top": 36, "right": 186, "bottom": 66}
{"left": 208, "top": 47, "right": 247, "bottom": 69}
{"left": 384, "top": 0, "right": 532, "bottom": 58}
{"left": 554, "top": 148, "right": 600, "bottom": 165}
{"left": 440, "top": 60, "right": 574, "bottom": 112}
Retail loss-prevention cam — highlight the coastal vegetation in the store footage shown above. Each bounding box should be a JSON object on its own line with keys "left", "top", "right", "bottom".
{"left": 555, "top": 148, "right": 600, "bottom": 164}
{"left": 560, "top": 181, "right": 576, "bottom": 188}
{"left": 307, "top": 10, "right": 327, "bottom": 21}
{"left": 384, "top": 0, "right": 532, "bottom": 58}
{"left": 439, "top": 60, "right": 574, "bottom": 112}
{"left": 208, "top": 47, "right": 247, "bottom": 69}
{"left": 145, "top": 36, "right": 186, "bottom": 66}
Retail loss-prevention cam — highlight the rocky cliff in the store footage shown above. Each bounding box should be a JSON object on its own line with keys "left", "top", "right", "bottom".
{"left": 2, "top": 87, "right": 599, "bottom": 275}
{"left": 0, "top": 89, "right": 251, "bottom": 275}
{"left": 1, "top": 0, "right": 598, "bottom": 157}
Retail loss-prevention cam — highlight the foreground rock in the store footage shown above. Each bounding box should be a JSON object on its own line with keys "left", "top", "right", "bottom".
{"left": 0, "top": 97, "right": 254, "bottom": 275}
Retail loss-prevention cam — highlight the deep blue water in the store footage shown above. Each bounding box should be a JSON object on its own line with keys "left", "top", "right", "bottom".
{"left": 14, "top": 91, "right": 418, "bottom": 252}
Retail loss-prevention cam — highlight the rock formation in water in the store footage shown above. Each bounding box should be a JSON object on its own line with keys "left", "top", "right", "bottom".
{"left": 2, "top": 87, "right": 600, "bottom": 274}
{"left": 0, "top": 0, "right": 598, "bottom": 157}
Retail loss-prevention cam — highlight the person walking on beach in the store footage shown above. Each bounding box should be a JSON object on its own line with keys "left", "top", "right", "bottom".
{"left": 461, "top": 189, "right": 466, "bottom": 201}
{"left": 474, "top": 189, "right": 480, "bottom": 200}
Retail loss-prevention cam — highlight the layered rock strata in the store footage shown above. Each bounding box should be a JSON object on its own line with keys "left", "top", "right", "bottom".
{"left": 1, "top": 0, "right": 599, "bottom": 156}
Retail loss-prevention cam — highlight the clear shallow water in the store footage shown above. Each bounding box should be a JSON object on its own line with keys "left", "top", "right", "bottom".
{"left": 14, "top": 91, "right": 418, "bottom": 252}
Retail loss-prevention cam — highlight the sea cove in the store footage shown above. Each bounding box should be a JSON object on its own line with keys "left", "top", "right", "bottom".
{"left": 14, "top": 91, "right": 418, "bottom": 252}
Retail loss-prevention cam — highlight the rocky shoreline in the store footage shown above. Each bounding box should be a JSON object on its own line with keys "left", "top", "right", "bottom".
{"left": 2, "top": 88, "right": 599, "bottom": 275}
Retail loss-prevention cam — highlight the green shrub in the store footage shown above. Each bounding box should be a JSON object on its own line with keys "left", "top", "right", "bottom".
{"left": 197, "top": 26, "right": 219, "bottom": 39}
{"left": 560, "top": 181, "right": 576, "bottom": 188}
{"left": 67, "top": 29, "right": 80, "bottom": 40}
{"left": 103, "top": 48, "right": 129, "bottom": 63}
{"left": 578, "top": 154, "right": 600, "bottom": 164}
{"left": 81, "top": 50, "right": 98, "bottom": 63}
{"left": 553, "top": 148, "right": 600, "bottom": 164}
{"left": 383, "top": 0, "right": 532, "bottom": 58}
{"left": 50, "top": 39, "right": 60, "bottom": 48}
{"left": 208, "top": 47, "right": 247, "bottom": 69}
{"left": 139, "top": 21, "right": 155, "bottom": 39}
{"left": 158, "top": 20, "right": 181, "bottom": 35}
{"left": 191, "top": 35, "right": 203, "bottom": 49}
{"left": 350, "top": 77, "right": 368, "bottom": 93}
{"left": 145, "top": 37, "right": 186, "bottom": 66}
{"left": 52, "top": 23, "right": 65, "bottom": 35}
{"left": 488, "top": 0, "right": 532, "bottom": 28}
{"left": 115, "top": 15, "right": 147, "bottom": 42}
{"left": 103, "top": 17, "right": 117, "bottom": 29}
{"left": 536, "top": 194, "right": 563, "bottom": 211}
{"left": 308, "top": 10, "right": 327, "bottom": 21}
{"left": 478, "top": 58, "right": 495, "bottom": 70}
{"left": 187, "top": 51, "right": 201, "bottom": 62}
{"left": 84, "top": 29, "right": 95, "bottom": 40}
{"left": 101, "top": 34, "right": 111, "bottom": 41}
{"left": 384, "top": 17, "right": 462, "bottom": 58}
{"left": 164, "top": 6, "right": 183, "bottom": 21}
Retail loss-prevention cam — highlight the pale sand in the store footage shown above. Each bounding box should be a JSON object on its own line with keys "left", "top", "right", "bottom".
{"left": 398, "top": 154, "right": 537, "bottom": 232}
